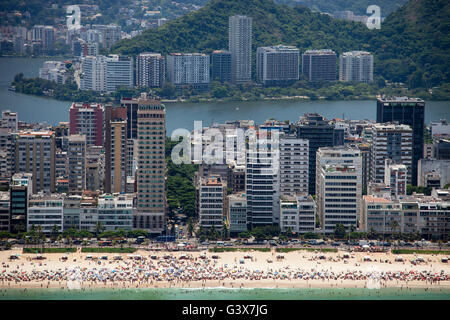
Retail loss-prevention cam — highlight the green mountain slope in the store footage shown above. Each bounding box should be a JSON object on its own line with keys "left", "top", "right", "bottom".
{"left": 111, "top": 0, "right": 449, "bottom": 88}
{"left": 111, "top": 0, "right": 371, "bottom": 56}
{"left": 371, "top": 0, "right": 450, "bottom": 88}
{"left": 276, "top": 0, "right": 408, "bottom": 17}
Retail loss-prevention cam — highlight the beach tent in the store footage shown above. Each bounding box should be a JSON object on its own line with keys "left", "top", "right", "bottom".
{"left": 363, "top": 256, "right": 372, "bottom": 261}
{"left": 114, "top": 255, "right": 122, "bottom": 260}
{"left": 395, "top": 256, "right": 404, "bottom": 262}
{"left": 362, "top": 244, "right": 370, "bottom": 249}
{"left": 85, "top": 255, "right": 93, "bottom": 260}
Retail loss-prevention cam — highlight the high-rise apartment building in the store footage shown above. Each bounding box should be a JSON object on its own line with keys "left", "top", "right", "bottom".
{"left": 279, "top": 135, "right": 309, "bottom": 196}
{"left": 198, "top": 176, "right": 225, "bottom": 230}
{"left": 246, "top": 130, "right": 280, "bottom": 228}
{"left": 27, "top": 194, "right": 64, "bottom": 233}
{"left": 9, "top": 183, "right": 28, "bottom": 234}
{"left": 69, "top": 102, "right": 104, "bottom": 147}
{"left": 0, "top": 192, "right": 9, "bottom": 232}
{"left": 13, "top": 131, "right": 55, "bottom": 193}
{"left": 229, "top": 15, "right": 252, "bottom": 84}
{"left": 302, "top": 49, "right": 336, "bottom": 82}
{"left": 120, "top": 98, "right": 139, "bottom": 140}
{"left": 370, "top": 123, "right": 413, "bottom": 185}
{"left": 296, "top": 113, "right": 344, "bottom": 195}
{"left": 105, "top": 55, "right": 133, "bottom": 92}
{"left": 68, "top": 135, "right": 86, "bottom": 194}
{"left": 80, "top": 55, "right": 106, "bottom": 91}
{"left": 110, "top": 120, "right": 127, "bottom": 193}
{"left": 316, "top": 147, "right": 362, "bottom": 233}
{"left": 339, "top": 51, "right": 374, "bottom": 83}
{"left": 104, "top": 105, "right": 127, "bottom": 193}
{"left": 377, "top": 97, "right": 425, "bottom": 186}
{"left": 384, "top": 159, "right": 407, "bottom": 199}
{"left": 1, "top": 110, "right": 18, "bottom": 131}
{"left": 256, "top": 45, "right": 300, "bottom": 85}
{"left": 227, "top": 193, "right": 247, "bottom": 235}
{"left": 280, "top": 194, "right": 316, "bottom": 233}
{"left": 31, "top": 25, "right": 54, "bottom": 52}
{"left": 92, "top": 24, "right": 121, "bottom": 49}
{"left": 211, "top": 50, "right": 232, "bottom": 83}
{"left": 135, "top": 95, "right": 166, "bottom": 234}
{"left": 166, "top": 53, "right": 210, "bottom": 90}
{"left": 80, "top": 55, "right": 133, "bottom": 92}
{"left": 136, "top": 53, "right": 165, "bottom": 88}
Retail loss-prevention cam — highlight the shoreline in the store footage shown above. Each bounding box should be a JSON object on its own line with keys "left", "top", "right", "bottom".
{"left": 2, "top": 279, "right": 450, "bottom": 290}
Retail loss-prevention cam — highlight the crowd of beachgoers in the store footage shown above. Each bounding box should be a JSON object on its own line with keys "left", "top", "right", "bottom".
{"left": 1, "top": 251, "right": 449, "bottom": 289}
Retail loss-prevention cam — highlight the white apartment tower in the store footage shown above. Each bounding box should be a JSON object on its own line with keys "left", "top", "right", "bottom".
{"left": 166, "top": 53, "right": 210, "bottom": 89}
{"left": 246, "top": 130, "right": 280, "bottom": 228}
{"left": 229, "top": 15, "right": 252, "bottom": 84}
{"left": 280, "top": 135, "right": 309, "bottom": 196}
{"left": 316, "top": 147, "right": 362, "bottom": 233}
{"left": 80, "top": 55, "right": 133, "bottom": 92}
{"left": 384, "top": 159, "right": 408, "bottom": 199}
{"left": 280, "top": 194, "right": 316, "bottom": 233}
{"left": 339, "top": 51, "right": 374, "bottom": 83}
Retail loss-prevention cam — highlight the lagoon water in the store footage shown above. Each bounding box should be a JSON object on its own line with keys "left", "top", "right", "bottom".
{"left": 0, "top": 57, "right": 449, "bottom": 134}
{"left": 0, "top": 287, "right": 449, "bottom": 300}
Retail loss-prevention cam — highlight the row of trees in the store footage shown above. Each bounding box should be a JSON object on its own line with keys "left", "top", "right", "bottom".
{"left": 0, "top": 224, "right": 151, "bottom": 243}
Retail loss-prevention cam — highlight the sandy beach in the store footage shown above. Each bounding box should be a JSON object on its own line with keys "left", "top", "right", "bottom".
{"left": 1, "top": 248, "right": 449, "bottom": 289}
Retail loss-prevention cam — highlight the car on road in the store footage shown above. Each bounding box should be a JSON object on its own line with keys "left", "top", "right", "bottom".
{"left": 201, "top": 241, "right": 210, "bottom": 246}
{"left": 331, "top": 242, "right": 341, "bottom": 246}
{"left": 269, "top": 240, "right": 277, "bottom": 246}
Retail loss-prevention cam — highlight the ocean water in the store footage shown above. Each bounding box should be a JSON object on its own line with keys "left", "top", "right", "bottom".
{"left": 0, "top": 287, "right": 449, "bottom": 300}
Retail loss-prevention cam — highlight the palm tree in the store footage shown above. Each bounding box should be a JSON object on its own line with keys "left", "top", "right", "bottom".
{"left": 13, "top": 223, "right": 26, "bottom": 235}
{"left": 94, "top": 222, "right": 105, "bottom": 238}
{"left": 187, "top": 218, "right": 194, "bottom": 239}
{"left": 390, "top": 220, "right": 400, "bottom": 249}
{"left": 369, "top": 227, "right": 376, "bottom": 240}
{"left": 51, "top": 224, "right": 59, "bottom": 242}
{"left": 35, "top": 225, "right": 44, "bottom": 253}
{"left": 222, "top": 224, "right": 229, "bottom": 241}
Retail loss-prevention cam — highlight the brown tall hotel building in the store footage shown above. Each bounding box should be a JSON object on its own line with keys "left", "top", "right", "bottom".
{"left": 135, "top": 94, "right": 166, "bottom": 234}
